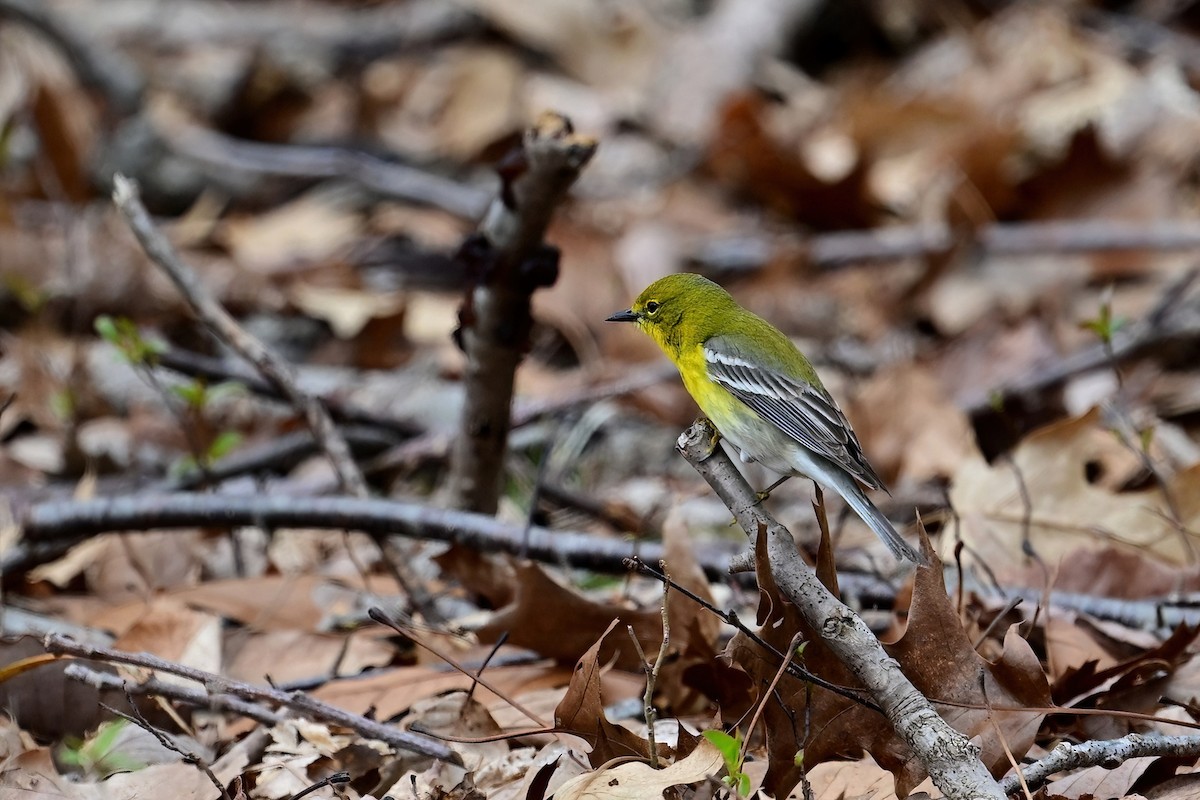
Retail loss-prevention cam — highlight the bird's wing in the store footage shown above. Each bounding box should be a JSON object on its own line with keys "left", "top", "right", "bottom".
{"left": 703, "top": 336, "right": 885, "bottom": 490}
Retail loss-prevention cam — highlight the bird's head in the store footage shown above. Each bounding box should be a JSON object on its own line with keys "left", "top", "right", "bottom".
{"left": 606, "top": 273, "right": 734, "bottom": 357}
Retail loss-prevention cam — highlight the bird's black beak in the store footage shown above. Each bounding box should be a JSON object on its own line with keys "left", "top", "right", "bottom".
{"left": 606, "top": 308, "right": 638, "bottom": 323}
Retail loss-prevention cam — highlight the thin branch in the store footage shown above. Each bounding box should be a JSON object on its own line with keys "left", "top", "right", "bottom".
{"left": 64, "top": 664, "right": 284, "bottom": 728}
{"left": 0, "top": 0, "right": 143, "bottom": 115}
{"left": 676, "top": 419, "right": 1005, "bottom": 800}
{"left": 155, "top": 347, "right": 420, "bottom": 437}
{"left": 963, "top": 266, "right": 1200, "bottom": 416}
{"left": 112, "top": 175, "right": 368, "bottom": 498}
{"left": 692, "top": 223, "right": 1200, "bottom": 272}
{"left": 101, "top": 696, "right": 231, "bottom": 800}
{"left": 158, "top": 112, "right": 488, "bottom": 219}
{"left": 625, "top": 557, "right": 880, "bottom": 712}
{"left": 1000, "top": 733, "right": 1200, "bottom": 796}
{"left": 13, "top": 492, "right": 742, "bottom": 580}
{"left": 111, "top": 176, "right": 441, "bottom": 620}
{"left": 42, "top": 634, "right": 458, "bottom": 762}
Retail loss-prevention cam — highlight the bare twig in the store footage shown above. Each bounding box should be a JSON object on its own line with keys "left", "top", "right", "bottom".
{"left": 156, "top": 347, "right": 420, "bottom": 437}
{"left": 446, "top": 113, "right": 597, "bottom": 513}
{"left": 1000, "top": 733, "right": 1200, "bottom": 796}
{"left": 677, "top": 419, "right": 1005, "bottom": 800}
{"left": 626, "top": 556, "right": 882, "bottom": 710}
{"left": 42, "top": 634, "right": 458, "bottom": 762}
{"left": 112, "top": 176, "right": 440, "bottom": 620}
{"left": 112, "top": 175, "right": 368, "bottom": 497}
{"left": 101, "top": 696, "right": 231, "bottom": 800}
{"left": 69, "top": 0, "right": 480, "bottom": 61}
{"left": 368, "top": 607, "right": 548, "bottom": 727}
{"left": 13, "top": 492, "right": 741, "bottom": 580}
{"left": 963, "top": 267, "right": 1200, "bottom": 415}
{"left": 64, "top": 664, "right": 284, "bottom": 728}
{"left": 693, "top": 223, "right": 1200, "bottom": 272}
{"left": 628, "top": 572, "right": 670, "bottom": 771}
{"left": 158, "top": 113, "right": 488, "bottom": 219}
{"left": 289, "top": 772, "right": 350, "bottom": 800}
{"left": 0, "top": 0, "right": 143, "bottom": 115}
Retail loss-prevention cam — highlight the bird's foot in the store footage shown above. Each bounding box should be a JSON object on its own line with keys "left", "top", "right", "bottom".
{"left": 754, "top": 475, "right": 793, "bottom": 506}
{"left": 695, "top": 417, "right": 721, "bottom": 458}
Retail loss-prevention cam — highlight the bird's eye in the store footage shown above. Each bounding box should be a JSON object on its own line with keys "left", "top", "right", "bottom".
{"left": 645, "top": 301, "right": 661, "bottom": 315}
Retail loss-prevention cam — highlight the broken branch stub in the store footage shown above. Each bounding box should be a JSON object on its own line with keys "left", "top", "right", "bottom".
{"left": 446, "top": 112, "right": 597, "bottom": 514}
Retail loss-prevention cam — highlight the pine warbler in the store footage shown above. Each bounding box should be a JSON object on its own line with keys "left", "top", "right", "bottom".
{"left": 607, "top": 273, "right": 924, "bottom": 564}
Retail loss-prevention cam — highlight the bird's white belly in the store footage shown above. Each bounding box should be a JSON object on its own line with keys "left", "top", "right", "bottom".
{"left": 717, "top": 414, "right": 810, "bottom": 478}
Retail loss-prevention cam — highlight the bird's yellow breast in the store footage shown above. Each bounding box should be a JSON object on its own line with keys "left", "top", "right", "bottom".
{"left": 675, "top": 342, "right": 799, "bottom": 475}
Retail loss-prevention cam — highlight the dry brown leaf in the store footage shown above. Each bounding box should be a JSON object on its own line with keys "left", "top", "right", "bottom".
{"left": 288, "top": 284, "right": 406, "bottom": 340}
{"left": 219, "top": 191, "right": 362, "bottom": 274}
{"left": 553, "top": 619, "right": 657, "bottom": 766}
{"left": 806, "top": 754, "right": 915, "bottom": 800}
{"left": 1043, "top": 613, "right": 1120, "bottom": 682}
{"left": 313, "top": 662, "right": 574, "bottom": 724}
{"left": 1053, "top": 626, "right": 1198, "bottom": 742}
{"left": 852, "top": 361, "right": 979, "bottom": 484}
{"left": 111, "top": 600, "right": 222, "bottom": 680}
{"left": 726, "top": 530, "right": 1048, "bottom": 798}
{"left": 1045, "top": 755, "right": 1156, "bottom": 800}
{"left": 474, "top": 561, "right": 662, "bottom": 672}
{"left": 0, "top": 748, "right": 216, "bottom": 800}
{"left": 949, "top": 409, "right": 1200, "bottom": 581}
{"left": 224, "top": 629, "right": 392, "bottom": 685}
{"left": 552, "top": 738, "right": 723, "bottom": 800}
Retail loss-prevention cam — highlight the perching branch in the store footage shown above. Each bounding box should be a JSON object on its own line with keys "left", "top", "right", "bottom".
{"left": 677, "top": 419, "right": 1005, "bottom": 800}
{"left": 42, "top": 633, "right": 457, "bottom": 762}
{"left": 446, "top": 112, "right": 597, "bottom": 514}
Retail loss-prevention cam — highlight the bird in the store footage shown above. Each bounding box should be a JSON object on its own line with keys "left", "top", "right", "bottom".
{"left": 607, "top": 272, "right": 924, "bottom": 564}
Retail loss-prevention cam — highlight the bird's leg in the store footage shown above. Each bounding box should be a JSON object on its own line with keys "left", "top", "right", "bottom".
{"left": 754, "top": 474, "right": 792, "bottom": 505}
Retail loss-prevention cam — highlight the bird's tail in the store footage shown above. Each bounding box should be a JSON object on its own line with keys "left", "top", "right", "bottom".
{"left": 838, "top": 480, "right": 927, "bottom": 565}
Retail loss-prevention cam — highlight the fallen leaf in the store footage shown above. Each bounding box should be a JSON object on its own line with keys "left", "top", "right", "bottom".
{"left": 553, "top": 619, "right": 657, "bottom": 766}
{"left": 949, "top": 409, "right": 1200, "bottom": 582}
{"left": 552, "top": 738, "right": 723, "bottom": 800}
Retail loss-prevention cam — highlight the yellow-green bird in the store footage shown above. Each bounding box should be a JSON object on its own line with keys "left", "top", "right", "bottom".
{"left": 607, "top": 272, "right": 924, "bottom": 564}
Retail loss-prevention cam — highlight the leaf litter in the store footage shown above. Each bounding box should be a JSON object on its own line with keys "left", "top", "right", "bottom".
{"left": 5, "top": 2, "right": 1200, "bottom": 799}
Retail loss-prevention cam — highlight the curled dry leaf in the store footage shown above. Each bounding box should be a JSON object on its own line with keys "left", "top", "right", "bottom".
{"left": 553, "top": 619, "right": 658, "bottom": 767}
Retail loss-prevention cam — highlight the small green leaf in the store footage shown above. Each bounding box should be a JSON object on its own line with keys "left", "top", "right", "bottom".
{"left": 701, "top": 730, "right": 741, "bottom": 768}
{"left": 794, "top": 749, "right": 805, "bottom": 767}
{"left": 50, "top": 389, "right": 75, "bottom": 421}
{"left": 204, "top": 381, "right": 245, "bottom": 404}
{"left": 988, "top": 389, "right": 1005, "bottom": 414}
{"left": 94, "top": 315, "right": 164, "bottom": 365}
{"left": 205, "top": 430, "right": 242, "bottom": 462}
{"left": 171, "top": 379, "right": 207, "bottom": 408}
{"left": 94, "top": 315, "right": 119, "bottom": 344}
{"left": 1139, "top": 426, "right": 1155, "bottom": 453}
{"left": 736, "top": 772, "right": 751, "bottom": 796}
